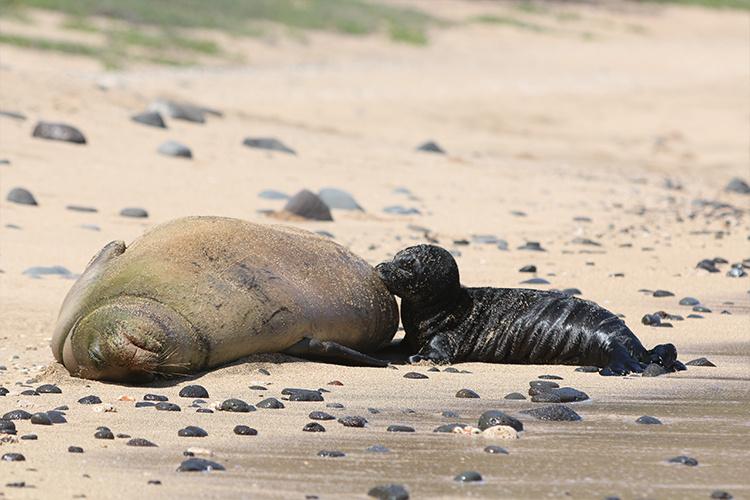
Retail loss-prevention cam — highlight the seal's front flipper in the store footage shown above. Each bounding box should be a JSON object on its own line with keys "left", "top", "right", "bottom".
{"left": 284, "top": 337, "right": 389, "bottom": 367}
{"left": 408, "top": 334, "right": 455, "bottom": 365}
{"left": 600, "top": 342, "right": 644, "bottom": 376}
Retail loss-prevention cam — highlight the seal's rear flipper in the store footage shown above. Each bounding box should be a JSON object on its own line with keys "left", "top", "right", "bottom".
{"left": 284, "top": 337, "right": 389, "bottom": 367}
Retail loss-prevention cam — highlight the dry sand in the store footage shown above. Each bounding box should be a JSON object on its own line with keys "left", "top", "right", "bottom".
{"left": 0, "top": 2, "right": 749, "bottom": 498}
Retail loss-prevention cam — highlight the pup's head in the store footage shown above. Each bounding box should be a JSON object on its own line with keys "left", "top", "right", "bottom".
{"left": 376, "top": 244, "right": 460, "bottom": 304}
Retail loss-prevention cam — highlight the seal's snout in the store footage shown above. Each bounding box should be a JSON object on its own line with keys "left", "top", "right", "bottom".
{"left": 61, "top": 296, "right": 202, "bottom": 381}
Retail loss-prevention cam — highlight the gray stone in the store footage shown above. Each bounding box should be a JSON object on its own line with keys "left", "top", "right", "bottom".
{"left": 7, "top": 187, "right": 37, "bottom": 206}
{"left": 158, "top": 140, "right": 192, "bottom": 159}
{"left": 32, "top": 122, "right": 86, "bottom": 144}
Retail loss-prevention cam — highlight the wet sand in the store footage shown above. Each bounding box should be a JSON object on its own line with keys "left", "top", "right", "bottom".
{"left": 1, "top": 2, "right": 749, "bottom": 498}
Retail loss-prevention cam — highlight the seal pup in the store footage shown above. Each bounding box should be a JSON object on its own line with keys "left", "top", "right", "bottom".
{"left": 51, "top": 217, "right": 398, "bottom": 381}
{"left": 376, "top": 244, "right": 683, "bottom": 375}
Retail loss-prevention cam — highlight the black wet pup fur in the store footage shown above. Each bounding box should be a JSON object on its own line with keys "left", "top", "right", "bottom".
{"left": 376, "top": 244, "right": 685, "bottom": 375}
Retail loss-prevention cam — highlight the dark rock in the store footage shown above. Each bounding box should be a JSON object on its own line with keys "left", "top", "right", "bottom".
{"left": 538, "top": 374, "right": 563, "bottom": 380}
{"left": 531, "top": 392, "right": 561, "bottom": 403}
{"left": 144, "top": 393, "right": 168, "bottom": 401}
{"left": 635, "top": 415, "right": 662, "bottom": 425}
{"left": 32, "top": 122, "right": 86, "bottom": 144}
{"left": 575, "top": 366, "right": 599, "bottom": 373}
{"left": 529, "top": 380, "right": 559, "bottom": 391}
{"left": 338, "top": 416, "right": 368, "bottom": 428}
{"left": 484, "top": 446, "right": 508, "bottom": 454}
{"left": 219, "top": 399, "right": 255, "bottom": 412}
{"left": 178, "top": 385, "right": 209, "bottom": 398}
{"left": 148, "top": 480, "right": 162, "bottom": 485}
{"left": 693, "top": 305, "right": 712, "bottom": 313}
{"left": 308, "top": 412, "right": 336, "bottom": 423}
{"left": 155, "top": 402, "right": 181, "bottom": 412}
{"left": 66, "top": 205, "right": 97, "bottom": 213}
{"left": 685, "top": 357, "right": 716, "bottom": 367}
{"left": 303, "top": 422, "right": 326, "bottom": 432}
{"left": 386, "top": 425, "right": 415, "bottom": 433}
{"left": 454, "top": 471, "right": 482, "bottom": 482}
{"left": 177, "top": 458, "right": 225, "bottom": 472}
{"left": 196, "top": 408, "right": 213, "bottom": 414}
{"left": 504, "top": 392, "right": 526, "bottom": 400}
{"left": 127, "top": 438, "right": 157, "bottom": 447}
{"left": 441, "top": 410, "right": 460, "bottom": 418}
{"left": 257, "top": 397, "right": 285, "bottom": 409}
{"left": 416, "top": 141, "right": 445, "bottom": 154}
{"left": 148, "top": 99, "right": 207, "bottom": 123}
{"left": 30, "top": 412, "right": 52, "bottom": 425}
{"left": 2, "top": 453, "right": 25, "bottom": 461}
{"left": 131, "top": 111, "right": 166, "bottom": 128}
{"left": 258, "top": 189, "right": 289, "bottom": 200}
{"left": 455, "top": 389, "right": 480, "bottom": 398}
{"left": 443, "top": 367, "right": 460, "bottom": 373}
{"left": 7, "top": 187, "right": 37, "bottom": 206}
{"left": 366, "top": 445, "right": 390, "bottom": 453}
{"left": 158, "top": 140, "right": 192, "bottom": 158}
{"left": 243, "top": 137, "right": 296, "bottom": 155}
{"left": 642, "top": 364, "right": 667, "bottom": 377}
{"left": 697, "top": 259, "right": 720, "bottom": 273}
{"left": 318, "top": 450, "right": 345, "bottom": 458}
{"left": 68, "top": 446, "right": 84, "bottom": 453}
{"left": 679, "top": 297, "right": 700, "bottom": 306}
{"left": 135, "top": 401, "right": 155, "bottom": 408}
{"left": 519, "top": 265, "right": 537, "bottom": 273}
{"left": 368, "top": 483, "right": 409, "bottom": 500}
{"left": 434, "top": 423, "right": 469, "bottom": 433}
{"left": 403, "top": 372, "right": 428, "bottom": 379}
{"left": 45, "top": 411, "right": 66, "bottom": 424}
{"left": 37, "top": 384, "right": 62, "bottom": 394}
{"left": 3, "top": 410, "right": 32, "bottom": 420}
{"left": 653, "top": 290, "right": 675, "bottom": 297}
{"left": 23, "top": 266, "right": 75, "bottom": 279}
{"left": 20, "top": 434, "right": 37, "bottom": 440}
{"left": 233, "top": 425, "right": 257, "bottom": 436}
{"left": 710, "top": 491, "right": 733, "bottom": 499}
{"left": 326, "top": 403, "right": 345, "bottom": 409}
{"left": 94, "top": 428, "right": 115, "bottom": 439}
{"left": 520, "top": 405, "right": 582, "bottom": 421}
{"left": 282, "top": 190, "right": 333, "bottom": 221}
{"left": 318, "top": 188, "right": 363, "bottom": 211}
{"left": 383, "top": 205, "right": 420, "bottom": 216}
{"left": 0, "top": 420, "right": 17, "bottom": 434}
{"left": 21, "top": 390, "right": 39, "bottom": 396}
{"left": 478, "top": 410, "right": 523, "bottom": 432}
{"left": 518, "top": 241, "right": 546, "bottom": 251}
{"left": 178, "top": 426, "right": 207, "bottom": 437}
{"left": 725, "top": 178, "right": 750, "bottom": 194}
{"left": 668, "top": 455, "right": 698, "bottom": 466}
{"left": 521, "top": 277, "right": 550, "bottom": 285}
{"left": 120, "top": 207, "right": 148, "bottom": 218}
{"left": 281, "top": 388, "right": 324, "bottom": 402}
{"left": 687, "top": 314, "right": 704, "bottom": 319}
{"left": 249, "top": 385, "right": 267, "bottom": 391}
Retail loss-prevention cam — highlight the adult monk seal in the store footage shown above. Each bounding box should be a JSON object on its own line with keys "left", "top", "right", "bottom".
{"left": 51, "top": 216, "right": 398, "bottom": 381}
{"left": 376, "top": 244, "right": 684, "bottom": 375}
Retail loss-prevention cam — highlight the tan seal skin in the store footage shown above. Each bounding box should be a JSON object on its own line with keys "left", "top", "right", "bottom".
{"left": 51, "top": 216, "right": 399, "bottom": 382}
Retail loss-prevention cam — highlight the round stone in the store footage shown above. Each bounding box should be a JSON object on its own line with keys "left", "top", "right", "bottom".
{"left": 36, "top": 384, "right": 62, "bottom": 394}
{"left": 143, "top": 394, "right": 168, "bottom": 402}
{"left": 78, "top": 395, "right": 102, "bottom": 405}
{"left": 454, "top": 471, "right": 482, "bottom": 483}
{"left": 233, "top": 425, "right": 257, "bottom": 436}
{"left": 338, "top": 416, "right": 367, "bottom": 428}
{"left": 318, "top": 450, "right": 345, "bottom": 458}
{"left": 455, "top": 389, "right": 480, "bottom": 399}
{"left": 257, "top": 397, "right": 285, "bottom": 409}
{"left": 30, "top": 412, "right": 52, "bottom": 426}
{"left": 386, "top": 425, "right": 415, "bottom": 433}
{"left": 403, "top": 372, "right": 428, "bottom": 379}
{"left": 178, "top": 385, "right": 209, "bottom": 398}
{"left": 367, "top": 484, "right": 409, "bottom": 500}
{"left": 484, "top": 445, "right": 509, "bottom": 454}
{"left": 127, "top": 438, "right": 157, "bottom": 447}
{"left": 177, "top": 458, "right": 225, "bottom": 472}
{"left": 478, "top": 410, "right": 523, "bottom": 432}
{"left": 303, "top": 422, "right": 326, "bottom": 433}
{"left": 219, "top": 399, "right": 255, "bottom": 412}
{"left": 2, "top": 453, "right": 25, "bottom": 462}
{"left": 635, "top": 416, "right": 662, "bottom": 425}
{"left": 309, "top": 411, "right": 335, "bottom": 421}
{"left": 178, "top": 426, "right": 208, "bottom": 437}
{"left": 68, "top": 446, "right": 84, "bottom": 453}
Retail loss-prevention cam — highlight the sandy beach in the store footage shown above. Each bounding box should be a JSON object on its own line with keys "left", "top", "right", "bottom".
{"left": 1, "top": 1, "right": 749, "bottom": 498}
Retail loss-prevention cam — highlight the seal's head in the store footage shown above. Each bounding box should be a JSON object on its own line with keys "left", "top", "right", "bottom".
{"left": 376, "top": 244, "right": 460, "bottom": 304}
{"left": 56, "top": 296, "right": 205, "bottom": 382}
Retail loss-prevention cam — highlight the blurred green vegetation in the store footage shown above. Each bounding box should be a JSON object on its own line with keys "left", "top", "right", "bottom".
{"left": 0, "top": 0, "right": 435, "bottom": 68}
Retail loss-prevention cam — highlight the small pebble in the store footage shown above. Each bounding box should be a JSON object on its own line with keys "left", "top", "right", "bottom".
{"left": 504, "top": 392, "right": 526, "bottom": 400}
{"left": 155, "top": 402, "right": 181, "bottom": 412}
{"left": 367, "top": 484, "right": 410, "bottom": 500}
{"left": 318, "top": 450, "right": 346, "bottom": 458}
{"left": 68, "top": 446, "right": 84, "bottom": 453}
{"left": 484, "top": 445, "right": 509, "bottom": 454}
{"left": 127, "top": 438, "right": 157, "bottom": 447}
{"left": 538, "top": 374, "right": 563, "bottom": 380}
{"left": 120, "top": 207, "right": 148, "bottom": 218}
{"left": 518, "top": 241, "right": 546, "bottom": 251}
{"left": 326, "top": 403, "right": 345, "bottom": 409}
{"left": 454, "top": 471, "right": 482, "bottom": 483}
{"left": 243, "top": 137, "right": 296, "bottom": 155}
{"left": 309, "top": 411, "right": 335, "bottom": 421}
{"left": 403, "top": 372, "right": 428, "bottom": 379}
{"left": 20, "top": 434, "right": 37, "bottom": 440}
{"left": 338, "top": 416, "right": 367, "bottom": 428}
{"left": 233, "top": 425, "right": 257, "bottom": 436}
{"left": 455, "top": 389, "right": 480, "bottom": 398}
{"left": 218, "top": 399, "right": 255, "bottom": 412}
{"left": 711, "top": 491, "right": 733, "bottom": 499}
{"left": 36, "top": 384, "right": 62, "bottom": 394}
{"left": 386, "top": 425, "right": 415, "bottom": 433}
{"left": 685, "top": 357, "right": 716, "bottom": 367}
{"left": 668, "top": 455, "right": 698, "bottom": 466}
{"left": 144, "top": 393, "right": 168, "bottom": 401}
{"left": 257, "top": 397, "right": 285, "bottom": 409}
{"left": 653, "top": 290, "right": 675, "bottom": 297}
{"left": 2, "top": 453, "right": 25, "bottom": 462}
{"left": 679, "top": 297, "right": 700, "bottom": 306}
{"left": 303, "top": 422, "right": 326, "bottom": 433}
{"left": 281, "top": 388, "right": 324, "bottom": 402}
{"left": 158, "top": 140, "right": 192, "bottom": 159}
{"left": 178, "top": 426, "right": 208, "bottom": 437}
{"left": 94, "top": 428, "right": 115, "bottom": 440}
{"left": 177, "top": 458, "right": 225, "bottom": 472}
{"left": 32, "top": 121, "right": 86, "bottom": 144}
{"left": 6, "top": 187, "right": 38, "bottom": 206}
{"left": 366, "top": 445, "right": 390, "bottom": 453}
{"left": 519, "top": 265, "right": 537, "bottom": 273}
{"left": 131, "top": 111, "right": 166, "bottom": 128}
{"left": 249, "top": 385, "right": 267, "bottom": 391}
{"left": 635, "top": 416, "right": 662, "bottom": 425}
{"left": 178, "top": 385, "right": 209, "bottom": 398}
{"left": 520, "top": 405, "right": 582, "bottom": 421}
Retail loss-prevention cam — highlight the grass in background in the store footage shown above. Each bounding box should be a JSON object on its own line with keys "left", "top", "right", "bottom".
{"left": 0, "top": 0, "right": 435, "bottom": 68}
